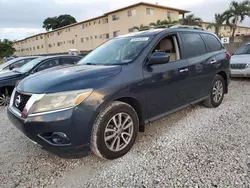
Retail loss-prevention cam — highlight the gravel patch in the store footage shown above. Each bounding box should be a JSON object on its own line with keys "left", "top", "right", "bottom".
{"left": 0, "top": 79, "right": 250, "bottom": 188}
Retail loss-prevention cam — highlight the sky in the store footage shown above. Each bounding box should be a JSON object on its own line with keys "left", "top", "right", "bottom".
{"left": 0, "top": 0, "right": 249, "bottom": 41}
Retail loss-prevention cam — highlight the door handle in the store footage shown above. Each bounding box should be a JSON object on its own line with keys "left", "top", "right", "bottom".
{"left": 179, "top": 68, "right": 189, "bottom": 73}
{"left": 210, "top": 60, "right": 217, "bottom": 64}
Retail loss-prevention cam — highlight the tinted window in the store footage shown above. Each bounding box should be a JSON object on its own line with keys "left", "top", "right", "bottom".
{"left": 201, "top": 34, "right": 222, "bottom": 52}
{"left": 61, "top": 57, "right": 81, "bottom": 65}
{"left": 36, "top": 59, "right": 60, "bottom": 72}
{"left": 180, "top": 33, "right": 207, "bottom": 58}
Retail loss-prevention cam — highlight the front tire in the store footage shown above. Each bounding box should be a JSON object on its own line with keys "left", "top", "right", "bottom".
{"left": 203, "top": 75, "right": 225, "bottom": 108}
{"left": 0, "top": 88, "right": 11, "bottom": 106}
{"left": 91, "top": 101, "right": 139, "bottom": 160}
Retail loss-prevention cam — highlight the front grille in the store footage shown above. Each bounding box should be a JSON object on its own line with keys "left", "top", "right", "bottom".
{"left": 13, "top": 91, "right": 31, "bottom": 112}
{"left": 230, "top": 63, "right": 247, "bottom": 69}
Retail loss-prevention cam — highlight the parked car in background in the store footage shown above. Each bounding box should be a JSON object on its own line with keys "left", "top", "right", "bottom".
{"left": 3, "top": 56, "right": 17, "bottom": 63}
{"left": 230, "top": 43, "right": 250, "bottom": 77}
{"left": 8, "top": 27, "right": 230, "bottom": 159}
{"left": 0, "top": 55, "right": 82, "bottom": 106}
{"left": 0, "top": 56, "right": 39, "bottom": 72}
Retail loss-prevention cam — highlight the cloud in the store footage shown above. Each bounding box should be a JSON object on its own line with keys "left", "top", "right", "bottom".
{"left": 0, "top": 0, "right": 247, "bottom": 40}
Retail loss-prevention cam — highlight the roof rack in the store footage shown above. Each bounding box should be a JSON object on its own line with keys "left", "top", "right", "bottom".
{"left": 170, "top": 25, "right": 204, "bottom": 30}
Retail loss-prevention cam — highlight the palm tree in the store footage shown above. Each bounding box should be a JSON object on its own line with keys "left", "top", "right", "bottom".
{"left": 206, "top": 14, "right": 226, "bottom": 36}
{"left": 224, "top": 0, "right": 250, "bottom": 37}
{"left": 149, "top": 19, "right": 179, "bottom": 28}
{"left": 181, "top": 14, "right": 203, "bottom": 26}
{"left": 160, "top": 19, "right": 179, "bottom": 27}
{"left": 132, "top": 24, "right": 149, "bottom": 31}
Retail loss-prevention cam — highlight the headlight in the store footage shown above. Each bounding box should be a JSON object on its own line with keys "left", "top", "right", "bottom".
{"left": 32, "top": 89, "right": 92, "bottom": 114}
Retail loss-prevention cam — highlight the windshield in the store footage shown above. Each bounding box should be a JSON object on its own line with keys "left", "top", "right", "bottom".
{"left": 18, "top": 57, "right": 44, "bottom": 73}
{"left": 0, "top": 57, "right": 23, "bottom": 69}
{"left": 235, "top": 45, "right": 250, "bottom": 55}
{"left": 78, "top": 36, "right": 152, "bottom": 65}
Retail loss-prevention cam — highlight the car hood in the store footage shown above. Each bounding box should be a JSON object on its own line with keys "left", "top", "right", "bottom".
{"left": 0, "top": 71, "right": 21, "bottom": 81}
{"left": 231, "top": 55, "right": 250, "bottom": 64}
{"left": 17, "top": 65, "right": 122, "bottom": 93}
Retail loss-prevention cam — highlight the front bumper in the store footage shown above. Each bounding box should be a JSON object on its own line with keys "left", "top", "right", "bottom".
{"left": 230, "top": 68, "right": 250, "bottom": 77}
{"left": 7, "top": 105, "right": 96, "bottom": 157}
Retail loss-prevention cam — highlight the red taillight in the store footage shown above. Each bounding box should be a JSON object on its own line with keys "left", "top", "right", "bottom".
{"left": 226, "top": 52, "right": 231, "bottom": 59}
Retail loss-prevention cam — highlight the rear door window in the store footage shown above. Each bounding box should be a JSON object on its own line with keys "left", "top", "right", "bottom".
{"left": 201, "top": 34, "right": 223, "bottom": 52}
{"left": 180, "top": 33, "right": 207, "bottom": 59}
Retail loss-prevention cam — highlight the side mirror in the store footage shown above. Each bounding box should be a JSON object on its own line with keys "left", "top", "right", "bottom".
{"left": 148, "top": 52, "right": 170, "bottom": 65}
{"left": 9, "top": 65, "right": 13, "bottom": 70}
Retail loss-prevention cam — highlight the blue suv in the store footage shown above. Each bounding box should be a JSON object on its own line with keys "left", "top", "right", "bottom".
{"left": 8, "top": 27, "right": 230, "bottom": 159}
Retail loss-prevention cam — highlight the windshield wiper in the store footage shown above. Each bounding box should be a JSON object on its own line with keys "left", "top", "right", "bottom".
{"left": 86, "top": 63, "right": 97, "bottom": 65}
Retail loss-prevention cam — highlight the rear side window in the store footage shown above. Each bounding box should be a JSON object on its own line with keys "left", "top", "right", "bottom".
{"left": 180, "top": 33, "right": 207, "bottom": 58}
{"left": 201, "top": 34, "right": 223, "bottom": 52}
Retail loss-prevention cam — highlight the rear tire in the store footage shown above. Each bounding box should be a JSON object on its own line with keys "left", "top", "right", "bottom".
{"left": 91, "top": 101, "right": 139, "bottom": 160}
{"left": 203, "top": 75, "right": 225, "bottom": 108}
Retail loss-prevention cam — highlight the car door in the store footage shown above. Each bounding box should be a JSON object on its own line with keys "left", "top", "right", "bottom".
{"left": 60, "top": 56, "right": 82, "bottom": 65}
{"left": 143, "top": 33, "right": 191, "bottom": 120}
{"left": 179, "top": 32, "right": 216, "bottom": 101}
{"left": 35, "top": 58, "right": 60, "bottom": 72}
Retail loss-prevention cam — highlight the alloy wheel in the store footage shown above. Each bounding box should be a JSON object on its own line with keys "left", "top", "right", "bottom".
{"left": 0, "top": 94, "right": 10, "bottom": 106}
{"left": 212, "top": 80, "right": 223, "bottom": 103}
{"left": 104, "top": 113, "right": 134, "bottom": 152}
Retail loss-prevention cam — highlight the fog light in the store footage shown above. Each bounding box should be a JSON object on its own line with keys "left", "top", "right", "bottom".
{"left": 51, "top": 132, "right": 68, "bottom": 144}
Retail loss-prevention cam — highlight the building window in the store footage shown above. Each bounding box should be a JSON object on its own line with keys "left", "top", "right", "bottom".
{"left": 102, "top": 18, "right": 108, "bottom": 24}
{"left": 81, "top": 25, "right": 84, "bottom": 30}
{"left": 57, "top": 42, "right": 61, "bottom": 46}
{"left": 128, "top": 28, "right": 134, "bottom": 32}
{"left": 146, "top": 8, "right": 154, "bottom": 15}
{"left": 112, "top": 14, "right": 120, "bottom": 21}
{"left": 94, "top": 21, "right": 96, "bottom": 25}
{"left": 49, "top": 44, "right": 52, "bottom": 48}
{"left": 167, "top": 11, "right": 173, "bottom": 19}
{"left": 95, "top": 35, "right": 98, "bottom": 39}
{"left": 37, "top": 46, "right": 40, "bottom": 49}
{"left": 113, "top": 31, "right": 120, "bottom": 37}
{"left": 98, "top": 20, "right": 101, "bottom": 24}
{"left": 36, "top": 37, "right": 38, "bottom": 40}
{"left": 86, "top": 37, "right": 89, "bottom": 41}
{"left": 89, "top": 22, "right": 91, "bottom": 26}
{"left": 104, "top": 33, "right": 109, "bottom": 39}
{"left": 47, "top": 35, "right": 50, "bottom": 38}
{"left": 100, "top": 34, "right": 102, "bottom": 39}
{"left": 41, "top": 45, "right": 44, "bottom": 48}
{"left": 90, "top": 36, "right": 93, "bottom": 39}
{"left": 81, "top": 38, "right": 85, "bottom": 43}
{"left": 30, "top": 47, "right": 32, "bottom": 51}
{"left": 128, "top": 9, "right": 136, "bottom": 17}
{"left": 58, "top": 32, "right": 60, "bottom": 35}
{"left": 40, "top": 36, "right": 43, "bottom": 39}
{"left": 72, "top": 40, "right": 75, "bottom": 44}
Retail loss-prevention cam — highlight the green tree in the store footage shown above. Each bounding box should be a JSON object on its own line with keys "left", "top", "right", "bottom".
{"left": 206, "top": 13, "right": 227, "bottom": 36}
{"left": 224, "top": 0, "right": 250, "bottom": 37}
{"left": 181, "top": 14, "right": 203, "bottom": 26}
{"left": 132, "top": 24, "right": 149, "bottom": 31}
{"left": 43, "top": 14, "right": 77, "bottom": 31}
{"left": 0, "top": 39, "right": 15, "bottom": 58}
